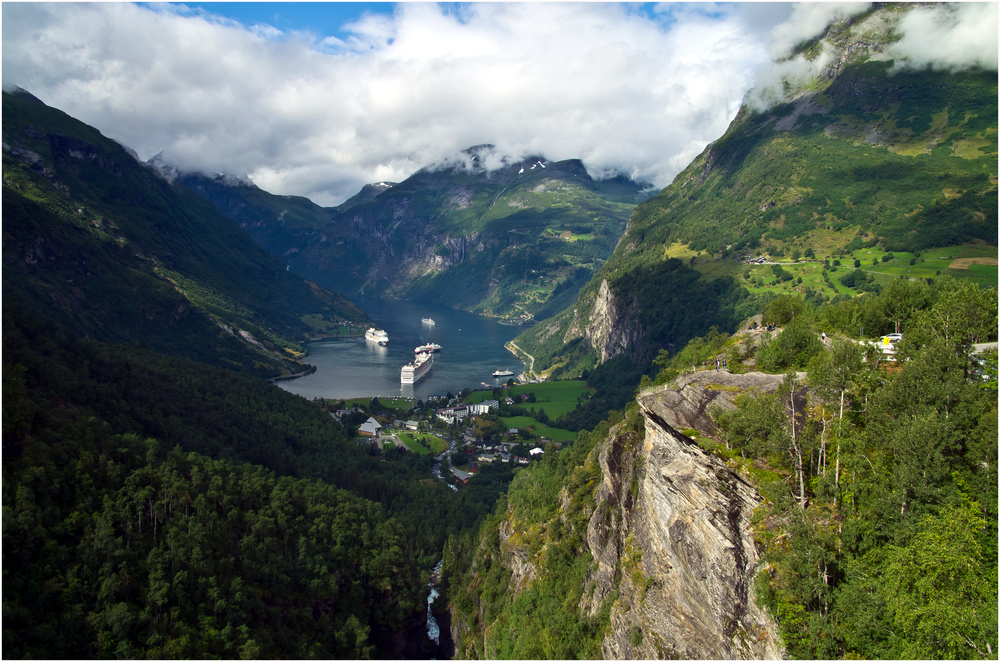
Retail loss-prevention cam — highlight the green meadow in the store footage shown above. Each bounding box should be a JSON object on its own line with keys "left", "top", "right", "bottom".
{"left": 702, "top": 242, "right": 996, "bottom": 300}
{"left": 397, "top": 431, "right": 449, "bottom": 456}
{"left": 467, "top": 380, "right": 589, "bottom": 442}
{"left": 498, "top": 416, "right": 577, "bottom": 443}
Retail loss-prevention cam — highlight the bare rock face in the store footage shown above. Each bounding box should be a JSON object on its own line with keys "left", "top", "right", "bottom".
{"left": 642, "top": 370, "right": 787, "bottom": 436}
{"left": 568, "top": 278, "right": 647, "bottom": 364}
{"left": 584, "top": 376, "right": 785, "bottom": 660}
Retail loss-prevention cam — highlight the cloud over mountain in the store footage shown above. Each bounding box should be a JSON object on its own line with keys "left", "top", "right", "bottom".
{"left": 747, "top": 2, "right": 997, "bottom": 111}
{"left": 3, "top": 3, "right": 995, "bottom": 206}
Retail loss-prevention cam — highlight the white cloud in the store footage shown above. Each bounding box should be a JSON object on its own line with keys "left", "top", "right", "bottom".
{"left": 745, "top": 2, "right": 997, "bottom": 112}
{"left": 766, "top": 2, "right": 871, "bottom": 59}
{"left": 2, "top": 3, "right": 995, "bottom": 207}
{"left": 889, "top": 3, "right": 998, "bottom": 72}
{"left": 2, "top": 2, "right": 778, "bottom": 205}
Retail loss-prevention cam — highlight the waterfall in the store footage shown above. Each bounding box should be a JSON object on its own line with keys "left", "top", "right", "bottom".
{"left": 426, "top": 560, "right": 444, "bottom": 647}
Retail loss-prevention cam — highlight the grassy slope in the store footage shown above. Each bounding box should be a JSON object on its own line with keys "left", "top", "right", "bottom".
{"left": 512, "top": 58, "right": 997, "bottom": 378}
{"left": 621, "top": 62, "right": 997, "bottom": 267}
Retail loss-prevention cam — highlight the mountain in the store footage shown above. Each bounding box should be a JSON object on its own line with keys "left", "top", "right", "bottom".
{"left": 181, "top": 144, "right": 654, "bottom": 321}
{"left": 442, "top": 9, "right": 997, "bottom": 660}
{"left": 2, "top": 89, "right": 370, "bottom": 378}
{"left": 2, "top": 90, "right": 498, "bottom": 659}
{"left": 511, "top": 6, "right": 998, "bottom": 382}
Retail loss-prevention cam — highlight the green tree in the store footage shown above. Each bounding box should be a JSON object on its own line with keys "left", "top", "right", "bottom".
{"left": 757, "top": 317, "right": 823, "bottom": 371}
{"left": 763, "top": 294, "right": 805, "bottom": 326}
{"left": 807, "top": 338, "right": 865, "bottom": 500}
{"left": 879, "top": 277, "right": 932, "bottom": 335}
{"left": 882, "top": 496, "right": 996, "bottom": 659}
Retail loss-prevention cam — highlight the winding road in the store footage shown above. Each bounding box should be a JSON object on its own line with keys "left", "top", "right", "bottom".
{"left": 505, "top": 340, "right": 538, "bottom": 381}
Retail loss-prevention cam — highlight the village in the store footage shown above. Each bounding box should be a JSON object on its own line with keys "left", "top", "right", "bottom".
{"left": 328, "top": 385, "right": 577, "bottom": 487}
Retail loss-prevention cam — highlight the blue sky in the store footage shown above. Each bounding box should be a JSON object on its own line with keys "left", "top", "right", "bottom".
{"left": 176, "top": 2, "right": 670, "bottom": 38}
{"left": 175, "top": 2, "right": 398, "bottom": 38}
{"left": 4, "top": 3, "right": 996, "bottom": 205}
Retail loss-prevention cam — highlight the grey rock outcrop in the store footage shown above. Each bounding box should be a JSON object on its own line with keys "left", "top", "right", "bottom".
{"left": 641, "top": 369, "right": 788, "bottom": 435}
{"left": 583, "top": 372, "right": 785, "bottom": 660}
{"left": 563, "top": 278, "right": 649, "bottom": 365}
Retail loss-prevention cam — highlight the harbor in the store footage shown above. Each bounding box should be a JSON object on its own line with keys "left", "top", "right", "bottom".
{"left": 276, "top": 297, "right": 526, "bottom": 400}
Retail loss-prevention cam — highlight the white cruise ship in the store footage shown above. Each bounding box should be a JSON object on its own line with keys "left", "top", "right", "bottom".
{"left": 415, "top": 343, "right": 442, "bottom": 353}
{"left": 422, "top": 317, "right": 435, "bottom": 325}
{"left": 364, "top": 327, "right": 389, "bottom": 346}
{"left": 401, "top": 351, "right": 433, "bottom": 384}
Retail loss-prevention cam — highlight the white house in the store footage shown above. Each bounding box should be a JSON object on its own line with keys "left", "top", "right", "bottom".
{"left": 436, "top": 405, "right": 469, "bottom": 424}
{"left": 468, "top": 400, "right": 499, "bottom": 415}
{"left": 359, "top": 416, "right": 382, "bottom": 437}
{"left": 529, "top": 447, "right": 544, "bottom": 456}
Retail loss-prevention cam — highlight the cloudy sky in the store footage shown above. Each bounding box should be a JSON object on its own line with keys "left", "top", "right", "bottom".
{"left": 3, "top": 2, "right": 997, "bottom": 206}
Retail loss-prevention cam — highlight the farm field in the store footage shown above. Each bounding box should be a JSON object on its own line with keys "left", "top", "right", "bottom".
{"left": 499, "top": 416, "right": 577, "bottom": 443}
{"left": 467, "top": 380, "right": 592, "bottom": 418}
{"left": 701, "top": 241, "right": 996, "bottom": 300}
{"left": 397, "top": 431, "right": 449, "bottom": 456}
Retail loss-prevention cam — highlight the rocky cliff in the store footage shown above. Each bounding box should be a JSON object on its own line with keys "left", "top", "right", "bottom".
{"left": 562, "top": 278, "right": 648, "bottom": 364}
{"left": 448, "top": 370, "right": 787, "bottom": 659}
{"left": 582, "top": 371, "right": 786, "bottom": 659}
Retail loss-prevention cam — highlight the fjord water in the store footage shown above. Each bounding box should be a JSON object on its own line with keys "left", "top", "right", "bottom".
{"left": 277, "top": 297, "right": 526, "bottom": 400}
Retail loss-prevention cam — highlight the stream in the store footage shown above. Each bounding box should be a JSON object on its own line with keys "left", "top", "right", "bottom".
{"left": 426, "top": 560, "right": 443, "bottom": 649}
{"left": 432, "top": 435, "right": 460, "bottom": 492}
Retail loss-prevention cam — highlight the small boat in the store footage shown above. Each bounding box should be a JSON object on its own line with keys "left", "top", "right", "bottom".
{"left": 493, "top": 369, "right": 515, "bottom": 378}
{"left": 415, "top": 343, "right": 443, "bottom": 354}
{"left": 422, "top": 317, "right": 435, "bottom": 325}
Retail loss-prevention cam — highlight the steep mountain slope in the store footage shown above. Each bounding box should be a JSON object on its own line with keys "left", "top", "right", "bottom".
{"left": 512, "top": 6, "right": 998, "bottom": 380}
{"left": 183, "top": 145, "right": 653, "bottom": 321}
{"left": 175, "top": 170, "right": 337, "bottom": 260}
{"left": 2, "top": 90, "right": 369, "bottom": 378}
{"left": 444, "top": 376, "right": 788, "bottom": 659}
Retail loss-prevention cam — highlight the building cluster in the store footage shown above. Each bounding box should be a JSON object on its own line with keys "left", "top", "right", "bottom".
{"left": 435, "top": 399, "right": 499, "bottom": 424}
{"left": 334, "top": 393, "right": 557, "bottom": 487}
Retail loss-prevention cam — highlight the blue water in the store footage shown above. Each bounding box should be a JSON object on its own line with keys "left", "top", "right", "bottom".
{"left": 276, "top": 297, "right": 527, "bottom": 400}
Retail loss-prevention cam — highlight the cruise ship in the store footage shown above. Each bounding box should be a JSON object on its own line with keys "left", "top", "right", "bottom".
{"left": 364, "top": 327, "right": 389, "bottom": 346}
{"left": 422, "top": 317, "right": 435, "bottom": 325}
{"left": 415, "top": 342, "right": 442, "bottom": 353}
{"left": 492, "top": 369, "right": 515, "bottom": 377}
{"left": 401, "top": 351, "right": 433, "bottom": 384}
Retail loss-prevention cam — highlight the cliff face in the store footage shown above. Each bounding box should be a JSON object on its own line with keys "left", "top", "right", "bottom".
{"left": 448, "top": 370, "right": 786, "bottom": 659}
{"left": 582, "top": 374, "right": 785, "bottom": 659}
{"left": 562, "top": 278, "right": 650, "bottom": 365}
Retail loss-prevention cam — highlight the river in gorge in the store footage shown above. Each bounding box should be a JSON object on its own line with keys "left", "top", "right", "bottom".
{"left": 277, "top": 297, "right": 528, "bottom": 401}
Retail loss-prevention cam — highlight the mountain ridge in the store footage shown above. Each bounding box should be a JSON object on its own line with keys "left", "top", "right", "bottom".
{"left": 179, "top": 146, "right": 654, "bottom": 320}
{"left": 510, "top": 5, "right": 998, "bottom": 382}
{"left": 2, "top": 90, "right": 370, "bottom": 378}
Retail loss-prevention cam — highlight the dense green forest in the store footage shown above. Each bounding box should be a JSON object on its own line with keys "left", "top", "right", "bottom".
{"left": 2, "top": 296, "right": 525, "bottom": 657}
{"left": 444, "top": 275, "right": 998, "bottom": 659}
